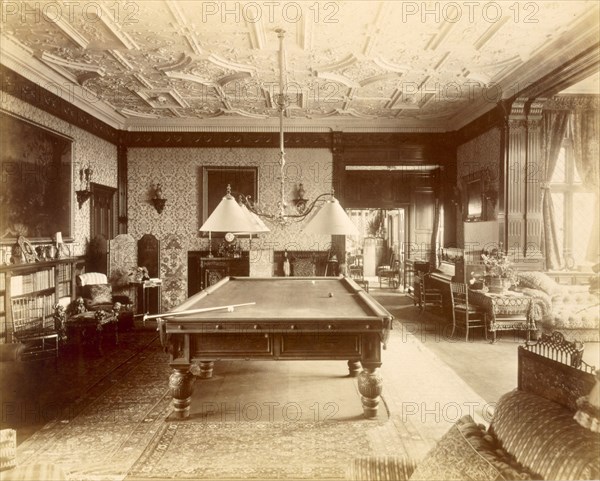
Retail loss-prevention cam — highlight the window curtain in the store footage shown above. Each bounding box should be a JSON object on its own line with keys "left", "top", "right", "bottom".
{"left": 540, "top": 111, "right": 569, "bottom": 270}
{"left": 571, "top": 110, "right": 600, "bottom": 263}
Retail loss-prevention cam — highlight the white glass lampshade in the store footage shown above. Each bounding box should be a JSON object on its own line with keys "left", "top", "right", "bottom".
{"left": 236, "top": 204, "right": 270, "bottom": 234}
{"left": 302, "top": 197, "right": 359, "bottom": 236}
{"left": 200, "top": 192, "right": 260, "bottom": 233}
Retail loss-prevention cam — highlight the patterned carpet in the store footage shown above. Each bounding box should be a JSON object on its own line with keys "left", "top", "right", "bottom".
{"left": 14, "top": 340, "right": 405, "bottom": 480}
{"left": 13, "top": 300, "right": 491, "bottom": 480}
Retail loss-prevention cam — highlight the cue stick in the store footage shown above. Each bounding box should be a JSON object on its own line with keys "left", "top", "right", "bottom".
{"left": 142, "top": 302, "right": 256, "bottom": 324}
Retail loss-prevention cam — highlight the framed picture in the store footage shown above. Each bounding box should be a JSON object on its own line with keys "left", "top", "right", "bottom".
{"left": 0, "top": 111, "right": 73, "bottom": 242}
{"left": 200, "top": 167, "right": 258, "bottom": 234}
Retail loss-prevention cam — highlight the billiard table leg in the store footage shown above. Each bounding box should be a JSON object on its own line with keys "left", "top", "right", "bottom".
{"left": 169, "top": 367, "right": 195, "bottom": 419}
{"left": 357, "top": 363, "right": 383, "bottom": 419}
{"left": 199, "top": 361, "right": 214, "bottom": 378}
{"left": 347, "top": 360, "right": 361, "bottom": 377}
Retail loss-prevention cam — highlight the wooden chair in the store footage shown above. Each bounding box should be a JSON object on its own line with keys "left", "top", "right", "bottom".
{"left": 347, "top": 254, "right": 364, "bottom": 280}
{"left": 377, "top": 254, "right": 400, "bottom": 288}
{"left": 11, "top": 297, "right": 60, "bottom": 363}
{"left": 449, "top": 282, "right": 487, "bottom": 341}
{"left": 417, "top": 273, "right": 443, "bottom": 313}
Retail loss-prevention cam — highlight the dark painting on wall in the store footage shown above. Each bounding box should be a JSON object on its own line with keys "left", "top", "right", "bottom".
{"left": 200, "top": 167, "right": 258, "bottom": 232}
{"left": 0, "top": 112, "right": 73, "bottom": 241}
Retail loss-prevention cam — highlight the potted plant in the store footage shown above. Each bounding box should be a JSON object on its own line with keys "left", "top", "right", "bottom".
{"left": 481, "top": 250, "right": 516, "bottom": 293}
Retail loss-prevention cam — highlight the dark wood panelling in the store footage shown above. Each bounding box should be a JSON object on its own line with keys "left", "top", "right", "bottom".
{"left": 122, "top": 131, "right": 332, "bottom": 148}
{"left": 117, "top": 145, "right": 128, "bottom": 233}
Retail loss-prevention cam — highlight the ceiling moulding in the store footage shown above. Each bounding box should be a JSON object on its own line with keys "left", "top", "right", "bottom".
{"left": 89, "top": 3, "right": 139, "bottom": 50}
{"left": 1, "top": 65, "right": 120, "bottom": 144}
{"left": 496, "top": 9, "right": 600, "bottom": 96}
{"left": 166, "top": 0, "right": 204, "bottom": 55}
{"left": 0, "top": 35, "right": 126, "bottom": 129}
{"left": 40, "top": 10, "right": 89, "bottom": 49}
{"left": 447, "top": 8, "right": 600, "bottom": 132}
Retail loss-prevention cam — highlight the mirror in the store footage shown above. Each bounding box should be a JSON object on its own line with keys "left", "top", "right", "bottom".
{"left": 463, "top": 170, "right": 487, "bottom": 222}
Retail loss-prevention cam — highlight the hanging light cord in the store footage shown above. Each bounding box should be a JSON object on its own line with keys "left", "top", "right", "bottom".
{"left": 240, "top": 29, "right": 334, "bottom": 225}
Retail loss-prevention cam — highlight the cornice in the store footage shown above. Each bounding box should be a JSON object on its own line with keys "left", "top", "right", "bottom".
{"left": 0, "top": 34, "right": 126, "bottom": 129}
{"left": 544, "top": 94, "right": 600, "bottom": 111}
{"left": 122, "top": 131, "right": 333, "bottom": 149}
{"left": 1, "top": 66, "right": 120, "bottom": 145}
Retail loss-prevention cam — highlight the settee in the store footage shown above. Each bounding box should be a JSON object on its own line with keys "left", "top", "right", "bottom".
{"left": 517, "top": 271, "right": 599, "bottom": 342}
{"left": 347, "top": 332, "right": 600, "bottom": 481}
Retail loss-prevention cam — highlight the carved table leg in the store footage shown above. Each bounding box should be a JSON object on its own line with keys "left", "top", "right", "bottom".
{"left": 169, "top": 367, "right": 195, "bottom": 419}
{"left": 357, "top": 364, "right": 383, "bottom": 419}
{"left": 347, "top": 360, "right": 361, "bottom": 377}
{"left": 199, "top": 361, "right": 214, "bottom": 379}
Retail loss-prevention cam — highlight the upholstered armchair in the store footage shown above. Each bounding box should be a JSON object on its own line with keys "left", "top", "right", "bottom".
{"left": 75, "top": 273, "right": 134, "bottom": 329}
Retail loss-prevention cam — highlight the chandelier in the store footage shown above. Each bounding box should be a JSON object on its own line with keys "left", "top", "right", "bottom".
{"left": 199, "top": 29, "right": 358, "bottom": 245}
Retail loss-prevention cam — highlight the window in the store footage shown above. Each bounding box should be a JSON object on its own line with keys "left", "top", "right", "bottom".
{"left": 550, "top": 135, "right": 598, "bottom": 269}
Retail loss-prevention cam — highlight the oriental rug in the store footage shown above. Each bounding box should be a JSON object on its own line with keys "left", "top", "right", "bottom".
{"left": 13, "top": 294, "right": 491, "bottom": 481}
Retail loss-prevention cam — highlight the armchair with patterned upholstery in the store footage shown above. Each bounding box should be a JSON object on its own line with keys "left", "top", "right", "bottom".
{"left": 75, "top": 273, "right": 133, "bottom": 329}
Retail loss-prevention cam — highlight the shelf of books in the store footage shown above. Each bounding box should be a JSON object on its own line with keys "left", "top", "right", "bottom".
{"left": 0, "top": 257, "right": 85, "bottom": 343}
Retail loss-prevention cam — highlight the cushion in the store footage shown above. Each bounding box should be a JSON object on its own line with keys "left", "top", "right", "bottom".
{"left": 85, "top": 284, "right": 112, "bottom": 306}
{"left": 409, "top": 415, "right": 535, "bottom": 481}
{"left": 1, "top": 464, "right": 68, "bottom": 480}
{"left": 348, "top": 455, "right": 417, "bottom": 481}
{"left": 490, "top": 390, "right": 600, "bottom": 480}
{"left": 517, "top": 272, "right": 560, "bottom": 296}
{"left": 77, "top": 272, "right": 108, "bottom": 287}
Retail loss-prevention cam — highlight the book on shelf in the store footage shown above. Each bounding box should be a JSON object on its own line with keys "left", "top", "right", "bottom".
{"left": 10, "top": 276, "right": 23, "bottom": 296}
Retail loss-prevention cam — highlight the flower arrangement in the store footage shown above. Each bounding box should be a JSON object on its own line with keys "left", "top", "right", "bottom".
{"left": 130, "top": 266, "right": 149, "bottom": 282}
{"left": 481, "top": 249, "right": 517, "bottom": 291}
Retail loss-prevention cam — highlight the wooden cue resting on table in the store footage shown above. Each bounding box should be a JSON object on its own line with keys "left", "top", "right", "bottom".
{"left": 142, "top": 302, "right": 256, "bottom": 324}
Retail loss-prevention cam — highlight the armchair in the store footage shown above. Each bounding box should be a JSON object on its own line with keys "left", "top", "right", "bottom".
{"left": 75, "top": 273, "right": 133, "bottom": 330}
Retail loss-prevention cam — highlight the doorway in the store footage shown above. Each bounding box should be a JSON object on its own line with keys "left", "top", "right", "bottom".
{"left": 88, "top": 183, "right": 117, "bottom": 274}
{"left": 346, "top": 208, "right": 408, "bottom": 279}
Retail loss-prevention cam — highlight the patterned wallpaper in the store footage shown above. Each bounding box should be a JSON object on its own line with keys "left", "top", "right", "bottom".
{"left": 456, "top": 127, "right": 502, "bottom": 247}
{"left": 1, "top": 93, "right": 118, "bottom": 256}
{"left": 127, "top": 147, "right": 335, "bottom": 256}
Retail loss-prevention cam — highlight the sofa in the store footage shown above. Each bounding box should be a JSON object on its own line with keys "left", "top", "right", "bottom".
{"left": 516, "top": 271, "right": 599, "bottom": 342}
{"left": 347, "top": 332, "right": 600, "bottom": 480}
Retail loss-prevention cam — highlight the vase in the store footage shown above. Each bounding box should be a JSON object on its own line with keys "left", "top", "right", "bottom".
{"left": 485, "top": 276, "right": 510, "bottom": 294}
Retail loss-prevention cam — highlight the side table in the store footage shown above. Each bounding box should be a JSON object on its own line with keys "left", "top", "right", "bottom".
{"left": 469, "top": 289, "right": 536, "bottom": 343}
{"left": 131, "top": 279, "right": 162, "bottom": 316}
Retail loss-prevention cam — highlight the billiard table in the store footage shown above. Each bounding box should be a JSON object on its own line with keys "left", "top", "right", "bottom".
{"left": 156, "top": 276, "right": 393, "bottom": 419}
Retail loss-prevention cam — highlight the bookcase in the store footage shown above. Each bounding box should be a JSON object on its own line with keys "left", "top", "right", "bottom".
{"left": 0, "top": 257, "right": 85, "bottom": 343}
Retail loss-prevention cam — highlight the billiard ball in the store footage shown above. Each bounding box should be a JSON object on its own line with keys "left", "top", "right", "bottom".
{"left": 328, "top": 292, "right": 334, "bottom": 298}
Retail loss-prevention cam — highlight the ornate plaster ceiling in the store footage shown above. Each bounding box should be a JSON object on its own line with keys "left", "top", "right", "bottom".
{"left": 1, "top": 1, "right": 599, "bottom": 132}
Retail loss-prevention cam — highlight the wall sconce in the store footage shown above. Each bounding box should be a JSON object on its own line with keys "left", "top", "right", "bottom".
{"left": 151, "top": 183, "right": 166, "bottom": 214}
{"left": 75, "top": 167, "right": 93, "bottom": 208}
{"left": 293, "top": 183, "right": 308, "bottom": 214}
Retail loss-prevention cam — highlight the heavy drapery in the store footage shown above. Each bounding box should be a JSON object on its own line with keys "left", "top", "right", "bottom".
{"left": 540, "top": 111, "right": 569, "bottom": 270}
{"left": 571, "top": 110, "right": 600, "bottom": 263}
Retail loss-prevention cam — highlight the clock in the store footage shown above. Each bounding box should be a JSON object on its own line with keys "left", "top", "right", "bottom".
{"left": 224, "top": 232, "right": 235, "bottom": 243}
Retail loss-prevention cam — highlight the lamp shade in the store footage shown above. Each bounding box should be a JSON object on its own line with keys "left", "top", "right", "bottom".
{"left": 302, "top": 197, "right": 359, "bottom": 236}
{"left": 199, "top": 193, "right": 259, "bottom": 233}
{"left": 236, "top": 204, "right": 271, "bottom": 234}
